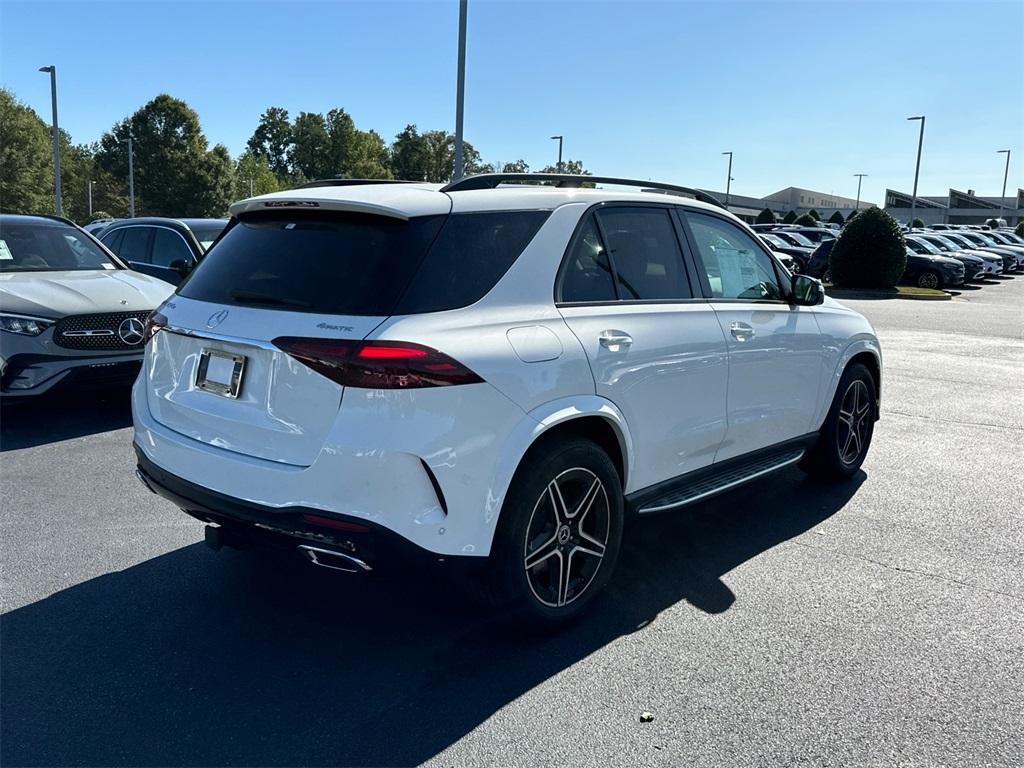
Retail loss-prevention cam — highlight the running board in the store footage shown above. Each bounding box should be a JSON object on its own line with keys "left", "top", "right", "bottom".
{"left": 635, "top": 447, "right": 806, "bottom": 515}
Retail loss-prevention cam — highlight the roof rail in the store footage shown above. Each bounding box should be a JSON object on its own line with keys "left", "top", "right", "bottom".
{"left": 440, "top": 173, "right": 727, "bottom": 209}
{"left": 293, "top": 178, "right": 416, "bottom": 190}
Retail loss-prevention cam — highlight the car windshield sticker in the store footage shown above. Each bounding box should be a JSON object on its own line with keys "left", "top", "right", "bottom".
{"left": 0, "top": 240, "right": 13, "bottom": 260}
{"left": 717, "top": 247, "right": 756, "bottom": 296}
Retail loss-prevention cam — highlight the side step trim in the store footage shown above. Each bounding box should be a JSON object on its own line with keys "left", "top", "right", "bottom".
{"left": 636, "top": 449, "right": 805, "bottom": 515}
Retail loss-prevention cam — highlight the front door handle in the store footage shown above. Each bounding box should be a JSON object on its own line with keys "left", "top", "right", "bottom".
{"left": 730, "top": 322, "right": 755, "bottom": 342}
{"left": 599, "top": 330, "right": 633, "bottom": 352}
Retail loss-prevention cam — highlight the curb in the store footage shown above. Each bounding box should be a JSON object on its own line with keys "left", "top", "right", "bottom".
{"left": 826, "top": 289, "right": 952, "bottom": 302}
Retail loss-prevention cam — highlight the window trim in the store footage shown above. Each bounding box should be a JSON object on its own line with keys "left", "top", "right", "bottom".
{"left": 554, "top": 201, "right": 702, "bottom": 307}
{"left": 105, "top": 224, "right": 198, "bottom": 266}
{"left": 676, "top": 208, "right": 792, "bottom": 305}
{"left": 108, "top": 225, "right": 156, "bottom": 265}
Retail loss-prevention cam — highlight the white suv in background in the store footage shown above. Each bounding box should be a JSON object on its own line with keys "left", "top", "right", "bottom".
{"left": 133, "top": 174, "right": 881, "bottom": 624}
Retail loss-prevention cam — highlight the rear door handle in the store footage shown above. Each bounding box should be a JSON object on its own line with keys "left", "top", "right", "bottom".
{"left": 730, "top": 322, "right": 755, "bottom": 341}
{"left": 599, "top": 330, "right": 633, "bottom": 352}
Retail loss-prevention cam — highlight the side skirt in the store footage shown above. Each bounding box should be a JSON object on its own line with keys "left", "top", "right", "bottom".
{"left": 625, "top": 433, "right": 818, "bottom": 515}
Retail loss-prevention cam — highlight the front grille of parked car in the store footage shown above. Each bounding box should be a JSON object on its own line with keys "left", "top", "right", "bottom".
{"left": 53, "top": 311, "right": 151, "bottom": 351}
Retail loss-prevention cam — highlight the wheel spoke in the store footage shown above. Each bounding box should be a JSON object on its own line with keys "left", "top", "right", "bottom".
{"left": 573, "top": 539, "right": 606, "bottom": 559}
{"left": 569, "top": 477, "right": 602, "bottom": 522}
{"left": 840, "top": 428, "right": 855, "bottom": 460}
{"left": 555, "top": 550, "right": 569, "bottom": 606}
{"left": 525, "top": 531, "right": 559, "bottom": 570}
{"left": 547, "top": 480, "right": 570, "bottom": 525}
{"left": 838, "top": 408, "right": 855, "bottom": 427}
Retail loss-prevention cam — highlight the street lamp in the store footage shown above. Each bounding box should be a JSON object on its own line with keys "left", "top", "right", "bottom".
{"left": 38, "top": 65, "right": 62, "bottom": 217}
{"left": 550, "top": 135, "right": 563, "bottom": 173}
{"left": 907, "top": 116, "right": 925, "bottom": 228}
{"left": 722, "top": 151, "right": 733, "bottom": 209}
{"left": 997, "top": 150, "right": 1011, "bottom": 216}
{"left": 452, "top": 0, "right": 468, "bottom": 180}
{"left": 124, "top": 135, "right": 136, "bottom": 218}
{"left": 88, "top": 180, "right": 95, "bottom": 218}
{"left": 854, "top": 173, "right": 867, "bottom": 210}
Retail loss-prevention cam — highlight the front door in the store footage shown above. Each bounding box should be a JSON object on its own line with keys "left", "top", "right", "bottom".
{"left": 681, "top": 210, "right": 826, "bottom": 462}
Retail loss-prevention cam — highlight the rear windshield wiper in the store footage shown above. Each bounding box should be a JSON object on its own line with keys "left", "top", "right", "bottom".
{"left": 229, "top": 289, "right": 312, "bottom": 308}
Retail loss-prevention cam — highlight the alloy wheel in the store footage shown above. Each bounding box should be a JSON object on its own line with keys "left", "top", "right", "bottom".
{"left": 836, "top": 379, "right": 871, "bottom": 465}
{"left": 523, "top": 467, "right": 611, "bottom": 608}
{"left": 918, "top": 271, "right": 940, "bottom": 289}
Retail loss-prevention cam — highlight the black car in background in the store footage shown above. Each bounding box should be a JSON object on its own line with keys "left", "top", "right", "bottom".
{"left": 901, "top": 247, "right": 965, "bottom": 289}
{"left": 99, "top": 217, "right": 228, "bottom": 285}
{"left": 905, "top": 236, "right": 986, "bottom": 281}
{"left": 940, "top": 232, "right": 1019, "bottom": 273}
{"left": 758, "top": 233, "right": 815, "bottom": 269}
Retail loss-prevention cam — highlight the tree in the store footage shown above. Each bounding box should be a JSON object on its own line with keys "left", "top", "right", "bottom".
{"left": 501, "top": 159, "right": 530, "bottom": 173}
{"left": 1015, "top": 221, "right": 1024, "bottom": 237}
{"left": 246, "top": 107, "right": 292, "bottom": 178}
{"left": 390, "top": 124, "right": 429, "bottom": 181}
{"left": 97, "top": 94, "right": 234, "bottom": 217}
{"left": 828, "top": 210, "right": 845, "bottom": 225}
{"left": 846, "top": 210, "right": 859, "bottom": 224}
{"left": 346, "top": 129, "right": 393, "bottom": 179}
{"left": 0, "top": 88, "right": 53, "bottom": 214}
{"left": 325, "top": 108, "right": 357, "bottom": 177}
{"left": 234, "top": 151, "right": 280, "bottom": 199}
{"left": 794, "top": 212, "right": 818, "bottom": 227}
{"left": 782, "top": 210, "right": 798, "bottom": 224}
{"left": 985, "top": 218, "right": 1000, "bottom": 229}
{"left": 289, "top": 111, "right": 331, "bottom": 180}
{"left": 910, "top": 217, "right": 924, "bottom": 229}
{"left": 808, "top": 208, "right": 821, "bottom": 221}
{"left": 829, "top": 206, "right": 907, "bottom": 289}
{"left": 756, "top": 207, "right": 776, "bottom": 225}
{"left": 539, "top": 159, "right": 590, "bottom": 176}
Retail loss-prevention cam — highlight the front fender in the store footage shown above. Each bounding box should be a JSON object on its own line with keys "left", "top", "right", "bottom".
{"left": 812, "top": 336, "right": 882, "bottom": 428}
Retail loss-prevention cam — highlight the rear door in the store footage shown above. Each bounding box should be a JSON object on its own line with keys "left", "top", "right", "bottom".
{"left": 102, "top": 226, "right": 159, "bottom": 278}
{"left": 556, "top": 205, "right": 729, "bottom": 491}
{"left": 146, "top": 227, "right": 196, "bottom": 285}
{"left": 680, "top": 210, "right": 825, "bottom": 462}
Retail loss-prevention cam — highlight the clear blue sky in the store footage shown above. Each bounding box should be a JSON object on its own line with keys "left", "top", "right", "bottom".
{"left": 2, "top": 0, "right": 1020, "bottom": 204}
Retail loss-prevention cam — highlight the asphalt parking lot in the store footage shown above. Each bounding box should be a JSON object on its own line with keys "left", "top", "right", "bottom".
{"left": 2, "top": 277, "right": 1022, "bottom": 767}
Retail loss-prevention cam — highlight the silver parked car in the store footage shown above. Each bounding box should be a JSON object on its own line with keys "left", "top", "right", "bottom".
{"left": 0, "top": 214, "right": 173, "bottom": 397}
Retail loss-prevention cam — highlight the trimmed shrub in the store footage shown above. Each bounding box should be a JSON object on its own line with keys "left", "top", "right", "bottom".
{"left": 845, "top": 210, "right": 859, "bottom": 224}
{"left": 808, "top": 209, "right": 821, "bottom": 221}
{"left": 794, "top": 212, "right": 818, "bottom": 227}
{"left": 1015, "top": 221, "right": 1024, "bottom": 237}
{"left": 985, "top": 218, "right": 1000, "bottom": 229}
{"left": 828, "top": 210, "right": 845, "bottom": 225}
{"left": 829, "top": 206, "right": 907, "bottom": 288}
{"left": 782, "top": 210, "right": 798, "bottom": 224}
{"left": 910, "top": 217, "right": 925, "bottom": 229}
{"left": 755, "top": 207, "right": 776, "bottom": 225}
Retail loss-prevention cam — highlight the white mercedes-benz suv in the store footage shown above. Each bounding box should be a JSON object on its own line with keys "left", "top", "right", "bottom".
{"left": 133, "top": 174, "right": 881, "bottom": 624}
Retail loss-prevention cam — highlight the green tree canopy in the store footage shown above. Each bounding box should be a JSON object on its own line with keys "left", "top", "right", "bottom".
{"left": 1015, "top": 221, "right": 1024, "bottom": 237}
{"left": 246, "top": 106, "right": 292, "bottom": 178}
{"left": 782, "top": 210, "right": 798, "bottom": 224}
{"left": 756, "top": 207, "right": 776, "bottom": 224}
{"left": 829, "top": 206, "right": 907, "bottom": 289}
{"left": 502, "top": 159, "right": 530, "bottom": 173}
{"left": 390, "top": 124, "right": 428, "bottom": 181}
{"left": 910, "top": 217, "right": 924, "bottom": 229}
{"left": 794, "top": 212, "right": 818, "bottom": 227}
{"left": 808, "top": 208, "right": 821, "bottom": 221}
{"left": 828, "top": 210, "right": 845, "bottom": 225}
{"left": 97, "top": 94, "right": 234, "bottom": 217}
{"left": 985, "top": 218, "right": 1000, "bottom": 229}
{"left": 234, "top": 151, "right": 280, "bottom": 199}
{"left": 0, "top": 88, "right": 53, "bottom": 214}
{"left": 289, "top": 111, "right": 331, "bottom": 180}
{"left": 346, "top": 129, "right": 393, "bottom": 179}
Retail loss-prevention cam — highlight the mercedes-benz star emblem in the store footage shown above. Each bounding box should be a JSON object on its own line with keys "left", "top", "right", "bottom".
{"left": 206, "top": 309, "right": 229, "bottom": 329}
{"left": 118, "top": 317, "right": 145, "bottom": 345}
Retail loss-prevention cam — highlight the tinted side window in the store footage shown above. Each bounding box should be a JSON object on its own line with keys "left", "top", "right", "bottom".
{"left": 151, "top": 228, "right": 193, "bottom": 267}
{"left": 597, "top": 207, "right": 691, "bottom": 300}
{"left": 101, "top": 229, "right": 124, "bottom": 253}
{"left": 686, "top": 212, "right": 783, "bottom": 301}
{"left": 119, "top": 228, "right": 151, "bottom": 264}
{"left": 397, "top": 211, "right": 550, "bottom": 313}
{"left": 558, "top": 214, "right": 617, "bottom": 303}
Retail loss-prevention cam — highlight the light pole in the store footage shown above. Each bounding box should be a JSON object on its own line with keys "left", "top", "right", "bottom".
{"left": 550, "top": 135, "right": 563, "bottom": 173}
{"left": 126, "top": 135, "right": 136, "bottom": 217}
{"left": 452, "top": 0, "right": 468, "bottom": 180}
{"left": 38, "top": 65, "right": 62, "bottom": 217}
{"left": 997, "top": 149, "right": 1011, "bottom": 216}
{"left": 88, "top": 180, "right": 95, "bottom": 217}
{"left": 722, "top": 151, "right": 733, "bottom": 209}
{"left": 854, "top": 173, "right": 867, "bottom": 210}
{"left": 907, "top": 116, "right": 925, "bottom": 228}
{"left": 249, "top": 176, "right": 254, "bottom": 197}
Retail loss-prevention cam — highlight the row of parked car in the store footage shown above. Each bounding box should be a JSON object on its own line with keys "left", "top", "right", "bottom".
{"left": 752, "top": 222, "right": 1024, "bottom": 289}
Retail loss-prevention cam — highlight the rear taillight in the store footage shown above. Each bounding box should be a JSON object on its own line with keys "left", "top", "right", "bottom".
{"left": 272, "top": 337, "right": 483, "bottom": 389}
{"left": 144, "top": 311, "right": 167, "bottom": 343}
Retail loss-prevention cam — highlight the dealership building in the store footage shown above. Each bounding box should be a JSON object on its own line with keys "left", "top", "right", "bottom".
{"left": 694, "top": 186, "right": 878, "bottom": 224}
{"left": 884, "top": 188, "right": 1024, "bottom": 227}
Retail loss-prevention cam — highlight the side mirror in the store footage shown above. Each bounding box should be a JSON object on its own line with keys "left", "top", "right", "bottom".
{"left": 791, "top": 273, "right": 824, "bottom": 306}
{"left": 168, "top": 258, "right": 192, "bottom": 276}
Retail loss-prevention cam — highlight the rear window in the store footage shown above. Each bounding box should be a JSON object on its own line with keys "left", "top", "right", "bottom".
{"left": 179, "top": 210, "right": 549, "bottom": 316}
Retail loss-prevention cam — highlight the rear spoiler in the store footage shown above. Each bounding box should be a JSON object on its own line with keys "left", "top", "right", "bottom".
{"left": 228, "top": 198, "right": 411, "bottom": 221}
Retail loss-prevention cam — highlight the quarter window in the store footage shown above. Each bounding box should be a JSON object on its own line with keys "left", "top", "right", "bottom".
{"left": 595, "top": 207, "right": 691, "bottom": 300}
{"left": 686, "top": 212, "right": 784, "bottom": 301}
{"left": 558, "top": 214, "right": 617, "bottom": 303}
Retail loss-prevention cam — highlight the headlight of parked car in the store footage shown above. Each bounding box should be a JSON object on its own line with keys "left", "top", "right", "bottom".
{"left": 0, "top": 313, "right": 56, "bottom": 336}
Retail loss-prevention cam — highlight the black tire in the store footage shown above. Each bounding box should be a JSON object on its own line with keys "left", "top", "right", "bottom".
{"left": 482, "top": 437, "right": 624, "bottom": 626}
{"left": 916, "top": 270, "right": 942, "bottom": 289}
{"left": 800, "top": 362, "right": 876, "bottom": 482}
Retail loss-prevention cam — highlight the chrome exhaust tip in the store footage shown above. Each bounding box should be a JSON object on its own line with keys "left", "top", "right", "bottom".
{"left": 298, "top": 544, "right": 372, "bottom": 573}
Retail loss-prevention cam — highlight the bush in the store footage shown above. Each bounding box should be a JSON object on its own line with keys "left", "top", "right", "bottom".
{"left": 828, "top": 210, "right": 845, "bottom": 225}
{"left": 794, "top": 212, "right": 818, "bottom": 227}
{"left": 829, "top": 206, "right": 907, "bottom": 289}
{"left": 1015, "top": 221, "right": 1024, "bottom": 237}
{"left": 755, "top": 207, "right": 776, "bottom": 224}
{"left": 846, "top": 210, "right": 859, "bottom": 224}
{"left": 89, "top": 211, "right": 112, "bottom": 223}
{"left": 910, "top": 217, "right": 925, "bottom": 229}
{"left": 985, "top": 218, "right": 1000, "bottom": 229}
{"left": 808, "top": 209, "right": 821, "bottom": 221}
{"left": 782, "top": 210, "right": 797, "bottom": 224}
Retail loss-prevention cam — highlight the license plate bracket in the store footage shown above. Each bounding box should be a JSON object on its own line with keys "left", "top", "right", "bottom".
{"left": 196, "top": 349, "right": 246, "bottom": 398}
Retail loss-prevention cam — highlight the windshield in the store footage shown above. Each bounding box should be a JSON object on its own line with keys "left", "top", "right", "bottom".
{"left": 782, "top": 232, "right": 815, "bottom": 247}
{"left": 761, "top": 234, "right": 786, "bottom": 247}
{"left": 191, "top": 224, "right": 228, "bottom": 252}
{"left": 0, "top": 221, "right": 119, "bottom": 272}
{"left": 924, "top": 236, "right": 956, "bottom": 252}
{"left": 908, "top": 238, "right": 940, "bottom": 254}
